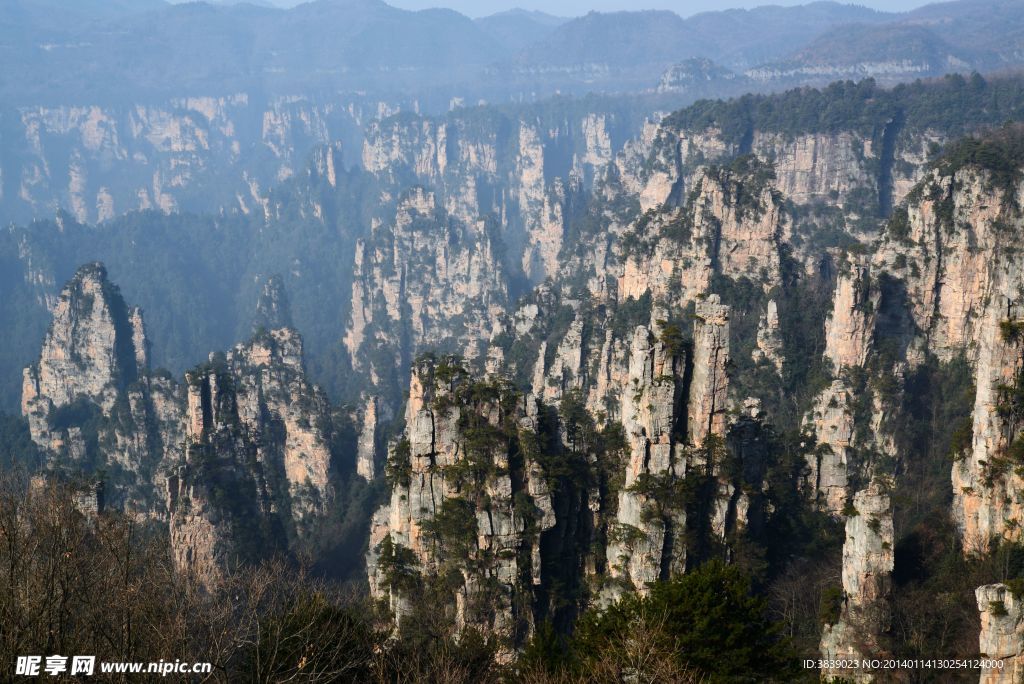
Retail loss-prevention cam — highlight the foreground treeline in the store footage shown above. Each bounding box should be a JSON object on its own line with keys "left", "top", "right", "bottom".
{"left": 0, "top": 474, "right": 805, "bottom": 683}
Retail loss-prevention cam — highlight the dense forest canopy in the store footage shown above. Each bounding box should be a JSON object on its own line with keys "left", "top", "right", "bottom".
{"left": 664, "top": 73, "right": 1024, "bottom": 144}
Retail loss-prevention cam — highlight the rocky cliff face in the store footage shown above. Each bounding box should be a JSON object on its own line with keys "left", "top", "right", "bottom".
{"left": 4, "top": 95, "right": 401, "bottom": 225}
{"left": 976, "top": 583, "right": 1024, "bottom": 684}
{"left": 869, "top": 164, "right": 1024, "bottom": 552}
{"left": 21, "top": 262, "right": 182, "bottom": 513}
{"left": 873, "top": 170, "right": 1016, "bottom": 364}
{"left": 367, "top": 357, "right": 553, "bottom": 651}
{"left": 820, "top": 480, "right": 894, "bottom": 682}
{"left": 469, "top": 144, "right": 805, "bottom": 602}
{"left": 358, "top": 107, "right": 628, "bottom": 304}
{"left": 22, "top": 262, "right": 343, "bottom": 586}
{"left": 752, "top": 131, "right": 876, "bottom": 207}
{"left": 952, "top": 296, "right": 1024, "bottom": 554}
{"left": 355, "top": 394, "right": 380, "bottom": 482}
{"left": 169, "top": 364, "right": 281, "bottom": 586}
{"left": 622, "top": 120, "right": 939, "bottom": 230}
{"left": 863, "top": 152, "right": 1024, "bottom": 676}
{"left": 345, "top": 107, "right": 631, "bottom": 403}
{"left": 229, "top": 328, "right": 334, "bottom": 522}
{"left": 805, "top": 257, "right": 879, "bottom": 514}
{"left": 688, "top": 296, "right": 731, "bottom": 445}
{"left": 823, "top": 257, "right": 877, "bottom": 372}
{"left": 615, "top": 158, "right": 788, "bottom": 312}
{"left": 23, "top": 262, "right": 142, "bottom": 414}
{"left": 167, "top": 327, "right": 335, "bottom": 584}
{"left": 604, "top": 297, "right": 737, "bottom": 597}
{"left": 604, "top": 321, "right": 689, "bottom": 594}
{"left": 806, "top": 379, "right": 856, "bottom": 515}
{"left": 344, "top": 187, "right": 509, "bottom": 386}
{"left": 365, "top": 166, "right": 811, "bottom": 635}
{"left": 368, "top": 282, "right": 786, "bottom": 641}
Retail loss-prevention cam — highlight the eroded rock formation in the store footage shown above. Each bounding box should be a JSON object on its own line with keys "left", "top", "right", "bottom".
{"left": 870, "top": 166, "right": 1024, "bottom": 552}
{"left": 821, "top": 480, "right": 894, "bottom": 682}
{"left": 344, "top": 187, "right": 508, "bottom": 379}
{"left": 367, "top": 357, "right": 554, "bottom": 651}
{"left": 168, "top": 327, "right": 335, "bottom": 584}
{"left": 21, "top": 262, "right": 182, "bottom": 513}
{"left": 606, "top": 321, "right": 689, "bottom": 594}
{"left": 22, "top": 262, "right": 343, "bottom": 587}
{"left": 6, "top": 95, "right": 401, "bottom": 225}
{"left": 805, "top": 257, "right": 878, "bottom": 515}
{"left": 977, "top": 583, "right": 1024, "bottom": 684}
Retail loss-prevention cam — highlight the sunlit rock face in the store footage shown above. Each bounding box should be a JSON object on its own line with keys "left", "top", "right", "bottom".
{"left": 20, "top": 260, "right": 343, "bottom": 587}
{"left": 977, "top": 584, "right": 1024, "bottom": 684}
{"left": 366, "top": 358, "right": 554, "bottom": 655}
{"left": 21, "top": 262, "right": 182, "bottom": 514}
{"left": 615, "top": 161, "right": 788, "bottom": 325}
{"left": 624, "top": 123, "right": 937, "bottom": 223}
{"left": 873, "top": 168, "right": 1024, "bottom": 552}
{"left": 23, "top": 262, "right": 140, "bottom": 413}
{"left": 873, "top": 170, "right": 1017, "bottom": 365}
{"left": 168, "top": 326, "right": 336, "bottom": 587}
{"left": 343, "top": 187, "right": 510, "bottom": 383}
{"left": 803, "top": 257, "right": 878, "bottom": 515}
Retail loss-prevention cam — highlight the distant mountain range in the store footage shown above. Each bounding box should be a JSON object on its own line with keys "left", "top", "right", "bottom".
{"left": 0, "top": 0, "right": 1021, "bottom": 106}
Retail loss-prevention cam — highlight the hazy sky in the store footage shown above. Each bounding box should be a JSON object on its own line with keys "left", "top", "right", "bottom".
{"left": 370, "top": 1, "right": 930, "bottom": 19}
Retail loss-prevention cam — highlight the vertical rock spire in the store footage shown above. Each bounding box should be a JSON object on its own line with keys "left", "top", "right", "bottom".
{"left": 252, "top": 273, "right": 293, "bottom": 332}
{"left": 23, "top": 262, "right": 143, "bottom": 415}
{"left": 21, "top": 262, "right": 178, "bottom": 513}
{"left": 806, "top": 257, "right": 878, "bottom": 516}
{"left": 689, "top": 295, "right": 730, "bottom": 446}
{"left": 976, "top": 584, "right": 1024, "bottom": 684}
{"left": 820, "top": 479, "right": 894, "bottom": 682}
